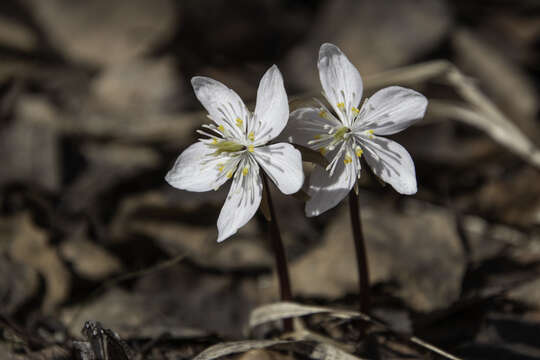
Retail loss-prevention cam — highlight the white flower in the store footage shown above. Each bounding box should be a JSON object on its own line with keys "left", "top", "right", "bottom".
{"left": 283, "top": 43, "right": 428, "bottom": 217}
{"left": 166, "top": 65, "right": 304, "bottom": 242}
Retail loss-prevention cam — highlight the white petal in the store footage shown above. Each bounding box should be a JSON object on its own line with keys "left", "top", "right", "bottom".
{"left": 318, "top": 43, "right": 363, "bottom": 125}
{"left": 191, "top": 76, "right": 248, "bottom": 139}
{"left": 217, "top": 167, "right": 262, "bottom": 242}
{"left": 356, "top": 86, "right": 427, "bottom": 135}
{"left": 165, "top": 142, "right": 233, "bottom": 192}
{"left": 252, "top": 65, "right": 289, "bottom": 144}
{"left": 254, "top": 143, "right": 304, "bottom": 195}
{"left": 362, "top": 136, "right": 417, "bottom": 195}
{"left": 277, "top": 107, "right": 340, "bottom": 146}
{"left": 305, "top": 154, "right": 358, "bottom": 217}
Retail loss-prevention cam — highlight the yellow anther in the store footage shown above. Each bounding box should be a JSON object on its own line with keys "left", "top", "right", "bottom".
{"left": 212, "top": 138, "right": 218, "bottom": 144}
{"left": 247, "top": 145, "right": 254, "bottom": 153}
{"left": 352, "top": 107, "right": 359, "bottom": 114}
{"left": 314, "top": 135, "right": 322, "bottom": 140}
{"left": 319, "top": 147, "right": 327, "bottom": 156}
{"left": 235, "top": 117, "right": 243, "bottom": 127}
{"left": 319, "top": 110, "right": 327, "bottom": 118}
{"left": 242, "top": 166, "right": 249, "bottom": 176}
{"left": 355, "top": 147, "right": 363, "bottom": 157}
{"left": 217, "top": 163, "right": 224, "bottom": 172}
{"left": 367, "top": 129, "right": 374, "bottom": 139}
{"left": 226, "top": 170, "right": 233, "bottom": 179}
{"left": 343, "top": 154, "right": 352, "bottom": 165}
{"left": 218, "top": 125, "right": 225, "bottom": 132}
{"left": 337, "top": 102, "right": 345, "bottom": 109}
{"left": 248, "top": 132, "right": 255, "bottom": 141}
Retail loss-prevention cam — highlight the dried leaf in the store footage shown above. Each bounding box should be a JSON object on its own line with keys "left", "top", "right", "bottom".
{"left": 289, "top": 341, "right": 366, "bottom": 360}
{"left": 193, "top": 338, "right": 367, "bottom": 360}
{"left": 8, "top": 213, "right": 70, "bottom": 312}
{"left": 363, "top": 60, "right": 540, "bottom": 169}
{"left": 25, "top": 0, "right": 177, "bottom": 66}
{"left": 193, "top": 340, "right": 291, "bottom": 360}
{"left": 60, "top": 230, "right": 123, "bottom": 281}
{"left": 249, "top": 302, "right": 362, "bottom": 329}
{"left": 453, "top": 29, "right": 538, "bottom": 127}
{"left": 249, "top": 302, "right": 462, "bottom": 360}
{"left": 0, "top": 254, "right": 39, "bottom": 315}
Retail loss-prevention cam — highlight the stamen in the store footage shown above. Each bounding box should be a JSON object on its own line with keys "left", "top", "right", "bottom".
{"left": 319, "top": 147, "right": 327, "bottom": 156}
{"left": 235, "top": 117, "right": 243, "bottom": 128}
{"left": 196, "top": 129, "right": 221, "bottom": 140}
{"left": 212, "top": 138, "right": 218, "bottom": 144}
{"left": 242, "top": 166, "right": 249, "bottom": 176}
{"left": 355, "top": 146, "right": 363, "bottom": 157}
{"left": 351, "top": 107, "right": 359, "bottom": 114}
{"left": 366, "top": 129, "right": 374, "bottom": 139}
{"left": 326, "top": 140, "right": 348, "bottom": 176}
{"left": 343, "top": 154, "right": 352, "bottom": 165}
{"left": 247, "top": 145, "right": 254, "bottom": 153}
{"left": 319, "top": 110, "right": 328, "bottom": 119}
{"left": 248, "top": 132, "right": 255, "bottom": 141}
{"left": 337, "top": 102, "right": 345, "bottom": 110}
{"left": 218, "top": 125, "right": 225, "bottom": 132}
{"left": 226, "top": 170, "right": 234, "bottom": 179}
{"left": 218, "top": 163, "right": 224, "bottom": 172}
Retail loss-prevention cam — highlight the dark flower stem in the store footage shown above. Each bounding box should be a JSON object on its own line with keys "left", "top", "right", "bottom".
{"left": 348, "top": 190, "right": 370, "bottom": 314}
{"left": 261, "top": 173, "right": 293, "bottom": 332}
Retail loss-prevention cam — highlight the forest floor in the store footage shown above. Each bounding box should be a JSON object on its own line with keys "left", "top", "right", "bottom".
{"left": 1, "top": 0, "right": 540, "bottom": 359}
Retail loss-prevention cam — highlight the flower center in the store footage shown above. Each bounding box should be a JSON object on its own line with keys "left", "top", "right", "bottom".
{"left": 209, "top": 140, "right": 254, "bottom": 156}
{"left": 333, "top": 126, "right": 350, "bottom": 141}
{"left": 308, "top": 125, "right": 351, "bottom": 154}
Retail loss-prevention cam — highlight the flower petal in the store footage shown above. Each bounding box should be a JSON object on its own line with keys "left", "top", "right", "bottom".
{"left": 254, "top": 143, "right": 304, "bottom": 195}
{"left": 278, "top": 107, "right": 340, "bottom": 146}
{"left": 191, "top": 76, "right": 249, "bottom": 139}
{"left": 357, "top": 86, "right": 427, "bottom": 135}
{"left": 318, "top": 43, "right": 363, "bottom": 125}
{"left": 252, "top": 65, "right": 289, "bottom": 144}
{"left": 165, "top": 142, "right": 233, "bottom": 192}
{"left": 362, "top": 136, "right": 417, "bottom": 195}
{"left": 217, "top": 166, "right": 262, "bottom": 242}
{"left": 305, "top": 154, "right": 358, "bottom": 217}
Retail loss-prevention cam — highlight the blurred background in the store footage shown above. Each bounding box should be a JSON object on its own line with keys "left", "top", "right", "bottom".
{"left": 1, "top": 0, "right": 540, "bottom": 359}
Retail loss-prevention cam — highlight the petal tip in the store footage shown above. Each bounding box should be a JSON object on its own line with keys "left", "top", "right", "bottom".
{"left": 216, "top": 228, "right": 235, "bottom": 243}
{"left": 394, "top": 179, "right": 417, "bottom": 195}
{"left": 320, "top": 42, "right": 339, "bottom": 53}
{"left": 318, "top": 43, "right": 344, "bottom": 62}
{"left": 190, "top": 76, "right": 204, "bottom": 87}
{"left": 191, "top": 76, "right": 221, "bottom": 92}
{"left": 401, "top": 185, "right": 418, "bottom": 195}
{"left": 164, "top": 170, "right": 180, "bottom": 189}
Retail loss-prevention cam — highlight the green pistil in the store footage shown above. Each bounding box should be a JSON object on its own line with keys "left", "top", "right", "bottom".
{"left": 209, "top": 140, "right": 245, "bottom": 156}
{"left": 334, "top": 126, "right": 350, "bottom": 141}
